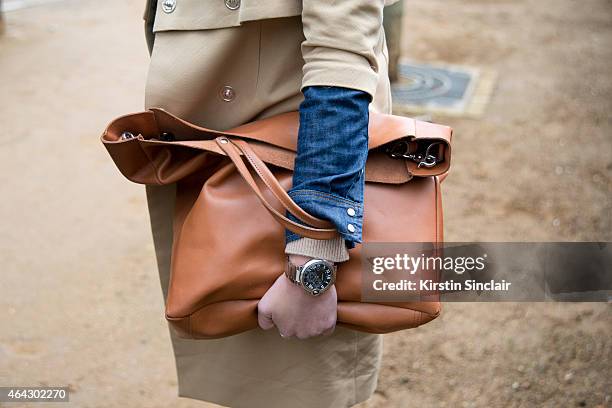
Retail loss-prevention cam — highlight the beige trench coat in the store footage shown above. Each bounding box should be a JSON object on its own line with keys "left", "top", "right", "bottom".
{"left": 143, "top": 1, "right": 393, "bottom": 406}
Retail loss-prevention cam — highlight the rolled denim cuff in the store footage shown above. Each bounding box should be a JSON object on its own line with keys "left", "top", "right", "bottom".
{"left": 285, "top": 189, "right": 364, "bottom": 249}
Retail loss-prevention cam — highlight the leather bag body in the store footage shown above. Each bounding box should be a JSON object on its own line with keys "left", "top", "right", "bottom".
{"left": 101, "top": 108, "right": 452, "bottom": 339}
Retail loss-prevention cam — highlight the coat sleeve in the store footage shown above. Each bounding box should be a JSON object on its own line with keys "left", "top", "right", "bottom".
{"left": 300, "top": 0, "right": 386, "bottom": 98}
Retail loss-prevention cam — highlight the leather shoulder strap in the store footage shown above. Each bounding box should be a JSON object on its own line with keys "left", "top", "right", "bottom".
{"left": 215, "top": 137, "right": 339, "bottom": 240}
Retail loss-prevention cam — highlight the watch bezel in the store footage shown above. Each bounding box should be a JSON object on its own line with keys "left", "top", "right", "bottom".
{"left": 297, "top": 259, "right": 337, "bottom": 296}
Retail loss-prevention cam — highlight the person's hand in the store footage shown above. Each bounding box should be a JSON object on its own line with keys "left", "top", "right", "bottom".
{"left": 257, "top": 255, "right": 337, "bottom": 339}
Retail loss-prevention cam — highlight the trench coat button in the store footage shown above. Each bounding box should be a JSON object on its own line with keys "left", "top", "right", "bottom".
{"left": 220, "top": 86, "right": 236, "bottom": 102}
{"left": 346, "top": 208, "right": 356, "bottom": 217}
{"left": 224, "top": 0, "right": 240, "bottom": 10}
{"left": 347, "top": 223, "right": 356, "bottom": 233}
{"left": 162, "top": 0, "right": 176, "bottom": 13}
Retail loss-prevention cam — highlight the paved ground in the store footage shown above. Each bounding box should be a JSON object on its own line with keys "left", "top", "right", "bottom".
{"left": 0, "top": 0, "right": 610, "bottom": 407}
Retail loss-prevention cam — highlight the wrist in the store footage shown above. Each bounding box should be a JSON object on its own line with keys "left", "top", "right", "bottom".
{"left": 287, "top": 254, "right": 314, "bottom": 265}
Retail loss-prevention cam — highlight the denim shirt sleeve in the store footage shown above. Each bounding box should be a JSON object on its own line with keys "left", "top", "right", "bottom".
{"left": 285, "top": 86, "right": 370, "bottom": 249}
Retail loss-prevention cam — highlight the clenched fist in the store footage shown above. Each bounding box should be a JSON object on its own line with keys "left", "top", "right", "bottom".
{"left": 257, "top": 255, "right": 337, "bottom": 339}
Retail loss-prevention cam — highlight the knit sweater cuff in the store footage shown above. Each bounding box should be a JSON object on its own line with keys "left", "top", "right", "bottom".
{"left": 285, "top": 237, "right": 350, "bottom": 262}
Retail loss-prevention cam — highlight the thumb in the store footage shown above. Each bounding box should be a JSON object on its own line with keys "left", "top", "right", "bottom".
{"left": 257, "top": 299, "right": 275, "bottom": 330}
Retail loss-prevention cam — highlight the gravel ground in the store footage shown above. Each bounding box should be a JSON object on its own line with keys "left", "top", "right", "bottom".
{"left": 0, "top": 1, "right": 610, "bottom": 407}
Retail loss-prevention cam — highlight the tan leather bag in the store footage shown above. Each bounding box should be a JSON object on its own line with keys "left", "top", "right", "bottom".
{"left": 101, "top": 108, "right": 452, "bottom": 339}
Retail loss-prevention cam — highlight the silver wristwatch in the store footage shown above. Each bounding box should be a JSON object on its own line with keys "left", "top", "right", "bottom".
{"left": 285, "top": 257, "right": 337, "bottom": 296}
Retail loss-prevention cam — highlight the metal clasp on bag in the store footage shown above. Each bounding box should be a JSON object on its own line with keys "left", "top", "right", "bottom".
{"left": 120, "top": 130, "right": 176, "bottom": 142}
{"left": 120, "top": 131, "right": 135, "bottom": 140}
{"left": 386, "top": 140, "right": 443, "bottom": 168}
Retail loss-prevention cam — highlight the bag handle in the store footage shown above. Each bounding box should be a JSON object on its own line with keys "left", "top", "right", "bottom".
{"left": 215, "top": 137, "right": 339, "bottom": 240}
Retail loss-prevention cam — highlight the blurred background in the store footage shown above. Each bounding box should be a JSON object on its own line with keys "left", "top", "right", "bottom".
{"left": 0, "top": 0, "right": 610, "bottom": 407}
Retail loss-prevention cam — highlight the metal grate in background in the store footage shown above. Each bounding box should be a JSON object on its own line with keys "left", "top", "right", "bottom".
{"left": 391, "top": 60, "right": 497, "bottom": 118}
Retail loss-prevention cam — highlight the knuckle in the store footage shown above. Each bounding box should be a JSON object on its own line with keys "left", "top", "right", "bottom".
{"left": 296, "top": 331, "right": 312, "bottom": 340}
{"left": 280, "top": 325, "right": 295, "bottom": 338}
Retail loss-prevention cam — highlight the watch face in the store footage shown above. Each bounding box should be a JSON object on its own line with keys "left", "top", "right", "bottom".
{"left": 301, "top": 260, "right": 335, "bottom": 296}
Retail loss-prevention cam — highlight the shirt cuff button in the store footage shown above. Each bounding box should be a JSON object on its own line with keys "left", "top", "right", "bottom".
{"left": 346, "top": 208, "right": 356, "bottom": 217}
{"left": 347, "top": 223, "right": 356, "bottom": 233}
